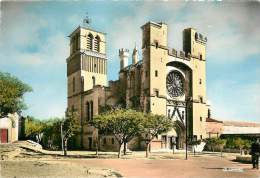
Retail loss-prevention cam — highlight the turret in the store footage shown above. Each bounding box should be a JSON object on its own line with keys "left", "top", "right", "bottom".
{"left": 119, "top": 48, "right": 129, "bottom": 69}
{"left": 183, "top": 28, "right": 207, "bottom": 60}
{"left": 132, "top": 45, "right": 138, "bottom": 65}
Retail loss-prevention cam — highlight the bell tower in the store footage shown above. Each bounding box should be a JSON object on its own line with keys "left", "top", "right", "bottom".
{"left": 67, "top": 24, "right": 108, "bottom": 111}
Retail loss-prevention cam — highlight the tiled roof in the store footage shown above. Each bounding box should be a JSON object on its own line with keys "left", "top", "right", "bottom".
{"left": 223, "top": 121, "right": 260, "bottom": 127}
{"left": 206, "top": 118, "right": 223, "bottom": 123}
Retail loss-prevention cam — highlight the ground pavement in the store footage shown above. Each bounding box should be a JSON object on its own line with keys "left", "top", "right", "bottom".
{"left": 0, "top": 142, "right": 259, "bottom": 178}
{"left": 67, "top": 155, "right": 260, "bottom": 178}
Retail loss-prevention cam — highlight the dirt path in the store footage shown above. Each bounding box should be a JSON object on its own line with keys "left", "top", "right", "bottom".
{"left": 67, "top": 157, "right": 260, "bottom": 178}
{"left": 0, "top": 160, "right": 120, "bottom": 178}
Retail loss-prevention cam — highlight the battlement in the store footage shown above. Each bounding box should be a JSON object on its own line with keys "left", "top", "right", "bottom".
{"left": 119, "top": 48, "right": 130, "bottom": 56}
{"left": 168, "top": 48, "right": 191, "bottom": 61}
{"left": 195, "top": 32, "right": 207, "bottom": 44}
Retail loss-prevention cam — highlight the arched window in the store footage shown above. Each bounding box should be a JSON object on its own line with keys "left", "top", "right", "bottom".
{"left": 87, "top": 33, "right": 93, "bottom": 50}
{"left": 94, "top": 35, "right": 100, "bottom": 52}
{"left": 92, "top": 76, "right": 95, "bottom": 88}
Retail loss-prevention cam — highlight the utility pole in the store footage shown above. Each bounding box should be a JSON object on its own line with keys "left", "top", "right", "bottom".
{"left": 61, "top": 121, "right": 64, "bottom": 153}
{"left": 185, "top": 97, "right": 192, "bottom": 160}
{"left": 185, "top": 101, "right": 188, "bottom": 160}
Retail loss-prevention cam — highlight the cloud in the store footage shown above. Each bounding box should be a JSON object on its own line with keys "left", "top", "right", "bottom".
{"left": 208, "top": 80, "right": 260, "bottom": 122}
{"left": 0, "top": 2, "right": 68, "bottom": 67}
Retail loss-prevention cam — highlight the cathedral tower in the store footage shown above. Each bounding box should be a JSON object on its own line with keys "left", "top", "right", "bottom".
{"left": 183, "top": 28, "right": 208, "bottom": 139}
{"left": 67, "top": 25, "right": 108, "bottom": 146}
{"left": 141, "top": 22, "right": 168, "bottom": 115}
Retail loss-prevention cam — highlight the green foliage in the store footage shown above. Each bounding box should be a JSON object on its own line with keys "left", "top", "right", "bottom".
{"left": 93, "top": 108, "right": 145, "bottom": 157}
{"left": 141, "top": 113, "right": 173, "bottom": 142}
{"left": 0, "top": 72, "right": 32, "bottom": 117}
{"left": 61, "top": 108, "right": 81, "bottom": 155}
{"left": 24, "top": 116, "right": 45, "bottom": 143}
{"left": 42, "top": 117, "right": 62, "bottom": 149}
{"left": 189, "top": 139, "right": 202, "bottom": 146}
{"left": 140, "top": 113, "right": 173, "bottom": 158}
{"left": 94, "top": 108, "right": 144, "bottom": 143}
{"left": 62, "top": 108, "right": 81, "bottom": 141}
{"left": 224, "top": 137, "right": 252, "bottom": 154}
{"left": 93, "top": 109, "right": 174, "bottom": 157}
{"left": 204, "top": 137, "right": 226, "bottom": 152}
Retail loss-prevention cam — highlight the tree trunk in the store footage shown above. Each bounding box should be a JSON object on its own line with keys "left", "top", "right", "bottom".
{"left": 64, "top": 139, "right": 68, "bottom": 156}
{"left": 118, "top": 144, "right": 122, "bottom": 158}
{"left": 96, "top": 138, "right": 99, "bottom": 157}
{"left": 123, "top": 142, "right": 127, "bottom": 155}
{"left": 146, "top": 143, "right": 149, "bottom": 158}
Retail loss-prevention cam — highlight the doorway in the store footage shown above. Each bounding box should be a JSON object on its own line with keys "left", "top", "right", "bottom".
{"left": 0, "top": 129, "right": 8, "bottom": 143}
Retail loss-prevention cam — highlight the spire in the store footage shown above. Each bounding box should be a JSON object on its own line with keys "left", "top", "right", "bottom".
{"left": 132, "top": 43, "right": 138, "bottom": 64}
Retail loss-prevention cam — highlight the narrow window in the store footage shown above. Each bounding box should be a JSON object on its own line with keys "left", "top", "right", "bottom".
{"left": 200, "top": 54, "right": 203, "bottom": 60}
{"left": 155, "top": 90, "right": 159, "bottom": 97}
{"left": 199, "top": 78, "right": 202, "bottom": 84}
{"left": 86, "top": 102, "right": 89, "bottom": 121}
{"left": 90, "top": 101, "right": 93, "bottom": 120}
{"left": 72, "top": 77, "right": 75, "bottom": 92}
{"left": 155, "top": 70, "right": 158, "bottom": 77}
{"left": 103, "top": 138, "right": 107, "bottom": 144}
{"left": 92, "top": 76, "right": 95, "bottom": 88}
{"left": 200, "top": 117, "right": 202, "bottom": 122}
{"left": 199, "top": 96, "right": 203, "bottom": 103}
{"left": 200, "top": 135, "right": 203, "bottom": 140}
{"left": 155, "top": 41, "right": 159, "bottom": 48}
{"left": 111, "top": 138, "right": 114, "bottom": 144}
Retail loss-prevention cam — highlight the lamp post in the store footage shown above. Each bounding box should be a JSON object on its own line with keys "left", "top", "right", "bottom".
{"left": 185, "top": 102, "right": 188, "bottom": 160}
{"left": 185, "top": 97, "right": 192, "bottom": 160}
{"left": 60, "top": 121, "right": 64, "bottom": 154}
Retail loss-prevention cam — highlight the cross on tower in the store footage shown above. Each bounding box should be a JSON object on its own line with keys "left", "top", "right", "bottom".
{"left": 83, "top": 12, "right": 91, "bottom": 27}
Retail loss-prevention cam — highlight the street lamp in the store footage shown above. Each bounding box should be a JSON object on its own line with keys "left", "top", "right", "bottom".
{"left": 185, "top": 97, "right": 192, "bottom": 160}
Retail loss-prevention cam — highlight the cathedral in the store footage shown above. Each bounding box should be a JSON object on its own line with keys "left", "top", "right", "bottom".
{"left": 67, "top": 21, "right": 210, "bottom": 151}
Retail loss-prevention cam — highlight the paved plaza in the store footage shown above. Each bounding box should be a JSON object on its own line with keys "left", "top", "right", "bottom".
{"left": 1, "top": 150, "right": 259, "bottom": 178}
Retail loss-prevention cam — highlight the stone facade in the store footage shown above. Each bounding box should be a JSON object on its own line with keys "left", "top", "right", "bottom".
{"left": 67, "top": 21, "right": 210, "bottom": 150}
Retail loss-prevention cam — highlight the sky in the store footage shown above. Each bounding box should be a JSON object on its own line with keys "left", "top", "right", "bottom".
{"left": 0, "top": 1, "right": 259, "bottom": 122}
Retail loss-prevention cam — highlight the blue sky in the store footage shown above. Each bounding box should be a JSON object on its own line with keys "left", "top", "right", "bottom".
{"left": 0, "top": 1, "right": 259, "bottom": 122}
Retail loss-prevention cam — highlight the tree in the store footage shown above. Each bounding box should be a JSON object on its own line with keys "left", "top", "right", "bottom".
{"left": 91, "top": 115, "right": 110, "bottom": 157}
{"left": 215, "top": 138, "right": 226, "bottom": 157}
{"left": 189, "top": 139, "right": 202, "bottom": 156}
{"left": 0, "top": 72, "right": 32, "bottom": 118}
{"left": 234, "top": 137, "right": 245, "bottom": 155}
{"left": 61, "top": 109, "right": 81, "bottom": 156}
{"left": 42, "top": 117, "right": 62, "bottom": 150}
{"left": 141, "top": 113, "right": 173, "bottom": 158}
{"left": 204, "top": 137, "right": 226, "bottom": 156}
{"left": 93, "top": 109, "right": 144, "bottom": 158}
{"left": 24, "top": 116, "right": 46, "bottom": 143}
